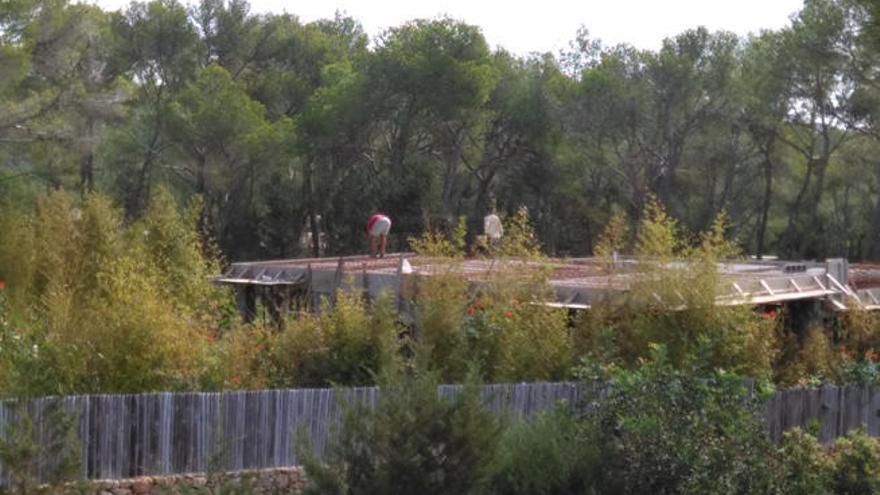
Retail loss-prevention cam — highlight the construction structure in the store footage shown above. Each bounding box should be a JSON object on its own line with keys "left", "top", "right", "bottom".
{"left": 216, "top": 254, "right": 880, "bottom": 324}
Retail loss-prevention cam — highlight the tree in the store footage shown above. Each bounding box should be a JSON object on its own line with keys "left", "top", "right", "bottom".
{"left": 366, "top": 18, "right": 497, "bottom": 240}
{"left": 108, "top": 0, "right": 199, "bottom": 217}
{"left": 167, "top": 63, "right": 290, "bottom": 254}
{"left": 776, "top": 0, "right": 857, "bottom": 258}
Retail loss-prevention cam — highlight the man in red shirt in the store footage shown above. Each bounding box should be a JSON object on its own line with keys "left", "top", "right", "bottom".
{"left": 365, "top": 213, "right": 392, "bottom": 258}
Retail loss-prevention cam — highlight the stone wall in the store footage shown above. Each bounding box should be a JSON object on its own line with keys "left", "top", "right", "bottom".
{"left": 74, "top": 467, "right": 306, "bottom": 495}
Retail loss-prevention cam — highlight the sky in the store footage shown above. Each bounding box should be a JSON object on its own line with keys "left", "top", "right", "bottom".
{"left": 88, "top": 0, "right": 806, "bottom": 55}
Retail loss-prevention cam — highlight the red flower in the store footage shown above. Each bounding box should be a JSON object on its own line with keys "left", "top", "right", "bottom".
{"left": 206, "top": 334, "right": 215, "bottom": 344}
{"left": 0, "top": 279, "right": 5, "bottom": 290}
{"left": 504, "top": 311, "right": 513, "bottom": 319}
{"left": 467, "top": 306, "right": 476, "bottom": 315}
{"left": 762, "top": 309, "right": 777, "bottom": 319}
{"left": 231, "top": 375, "right": 240, "bottom": 385}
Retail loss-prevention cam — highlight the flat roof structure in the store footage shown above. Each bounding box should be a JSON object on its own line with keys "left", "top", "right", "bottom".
{"left": 217, "top": 254, "right": 880, "bottom": 311}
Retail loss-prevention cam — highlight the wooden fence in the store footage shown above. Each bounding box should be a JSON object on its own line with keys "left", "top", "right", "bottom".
{"left": 2, "top": 382, "right": 879, "bottom": 484}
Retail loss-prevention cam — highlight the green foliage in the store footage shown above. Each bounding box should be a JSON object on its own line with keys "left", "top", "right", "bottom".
{"left": 492, "top": 407, "right": 599, "bottom": 495}
{"left": 776, "top": 428, "right": 834, "bottom": 495}
{"left": 266, "top": 290, "right": 402, "bottom": 388}
{"left": 136, "top": 187, "right": 223, "bottom": 316}
{"left": 0, "top": 399, "right": 83, "bottom": 495}
{"left": 496, "top": 207, "right": 543, "bottom": 258}
{"left": 0, "top": 291, "right": 68, "bottom": 397}
{"left": 830, "top": 430, "right": 880, "bottom": 494}
{"left": 594, "top": 211, "right": 629, "bottom": 270}
{"left": 586, "top": 348, "right": 776, "bottom": 494}
{"left": 773, "top": 428, "right": 880, "bottom": 495}
{"left": 635, "top": 195, "right": 679, "bottom": 259}
{"left": 0, "top": 190, "right": 223, "bottom": 396}
{"left": 1, "top": 0, "right": 879, "bottom": 263}
{"left": 459, "top": 285, "right": 572, "bottom": 382}
{"left": 492, "top": 293, "right": 571, "bottom": 381}
{"left": 577, "top": 200, "right": 778, "bottom": 379}
{"left": 301, "top": 371, "right": 503, "bottom": 495}
{"left": 413, "top": 271, "right": 471, "bottom": 382}
{"left": 409, "top": 216, "right": 468, "bottom": 258}
{"left": 778, "top": 327, "right": 836, "bottom": 386}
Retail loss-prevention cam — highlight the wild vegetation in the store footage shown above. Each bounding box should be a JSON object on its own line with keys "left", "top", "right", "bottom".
{"left": 5, "top": 0, "right": 880, "bottom": 492}
{"left": 300, "top": 355, "right": 880, "bottom": 495}
{"left": 2, "top": 0, "right": 880, "bottom": 261}
{"left": 2, "top": 187, "right": 879, "bottom": 397}
{"left": 2, "top": 0, "right": 879, "bottom": 394}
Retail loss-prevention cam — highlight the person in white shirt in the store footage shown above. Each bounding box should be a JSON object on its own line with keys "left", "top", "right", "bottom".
{"left": 484, "top": 210, "right": 503, "bottom": 246}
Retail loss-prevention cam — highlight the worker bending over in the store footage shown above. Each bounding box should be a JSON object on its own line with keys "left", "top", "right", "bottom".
{"left": 366, "top": 213, "right": 392, "bottom": 258}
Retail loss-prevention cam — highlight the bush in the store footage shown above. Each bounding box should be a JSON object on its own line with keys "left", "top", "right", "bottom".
{"left": 575, "top": 201, "right": 778, "bottom": 380}
{"left": 492, "top": 407, "right": 599, "bottom": 495}
{"left": 301, "top": 371, "right": 503, "bottom": 495}
{"left": 201, "top": 323, "right": 272, "bottom": 390}
{"left": 776, "top": 428, "right": 834, "bottom": 495}
{"left": 0, "top": 399, "right": 83, "bottom": 495}
{"left": 494, "top": 206, "right": 543, "bottom": 258}
{"left": 479, "top": 271, "right": 572, "bottom": 382}
{"left": 773, "top": 428, "right": 880, "bottom": 495}
{"left": 267, "top": 290, "right": 402, "bottom": 388}
{"left": 830, "top": 431, "right": 880, "bottom": 494}
{"left": 585, "top": 347, "right": 775, "bottom": 495}
{"left": 413, "top": 271, "right": 472, "bottom": 382}
{"left": 0, "top": 190, "right": 223, "bottom": 395}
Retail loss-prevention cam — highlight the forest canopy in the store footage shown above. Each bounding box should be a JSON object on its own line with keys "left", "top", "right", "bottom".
{"left": 2, "top": 0, "right": 880, "bottom": 261}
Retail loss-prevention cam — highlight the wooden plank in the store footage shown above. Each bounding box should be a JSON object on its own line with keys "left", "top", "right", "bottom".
{"left": 761, "top": 389, "right": 777, "bottom": 442}
{"left": 804, "top": 387, "right": 824, "bottom": 434}
{"left": 784, "top": 389, "right": 805, "bottom": 433}
{"left": 819, "top": 387, "right": 841, "bottom": 444}
{"left": 840, "top": 386, "right": 869, "bottom": 436}
{"left": 869, "top": 387, "right": 880, "bottom": 437}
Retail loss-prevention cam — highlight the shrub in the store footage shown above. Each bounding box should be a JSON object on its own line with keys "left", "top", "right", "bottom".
{"left": 409, "top": 216, "right": 467, "bottom": 258}
{"left": 301, "top": 371, "right": 503, "bottom": 495}
{"left": 0, "top": 399, "right": 83, "bottom": 495}
{"left": 135, "top": 187, "right": 225, "bottom": 319}
{"left": 830, "top": 430, "right": 880, "bottom": 494}
{"left": 413, "top": 271, "right": 471, "bottom": 382}
{"left": 776, "top": 326, "right": 841, "bottom": 386}
{"left": 495, "top": 206, "right": 542, "bottom": 258}
{"left": 488, "top": 286, "right": 572, "bottom": 382}
{"left": 775, "top": 428, "right": 834, "bottom": 495}
{"left": 0, "top": 190, "right": 222, "bottom": 395}
{"left": 771, "top": 428, "right": 880, "bottom": 495}
{"left": 267, "top": 290, "right": 401, "bottom": 388}
{"left": 585, "top": 347, "right": 775, "bottom": 495}
{"left": 594, "top": 211, "right": 629, "bottom": 273}
{"left": 492, "top": 407, "right": 599, "bottom": 495}
{"left": 575, "top": 201, "right": 778, "bottom": 380}
{"left": 201, "top": 323, "right": 272, "bottom": 390}
{"left": 838, "top": 305, "right": 880, "bottom": 356}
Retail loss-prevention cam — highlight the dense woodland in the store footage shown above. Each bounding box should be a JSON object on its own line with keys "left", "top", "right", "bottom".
{"left": 2, "top": 0, "right": 880, "bottom": 260}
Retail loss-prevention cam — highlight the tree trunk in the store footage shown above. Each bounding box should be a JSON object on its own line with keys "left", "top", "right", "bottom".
{"left": 756, "top": 140, "right": 775, "bottom": 259}
{"left": 79, "top": 118, "right": 95, "bottom": 196}
{"left": 303, "top": 157, "right": 321, "bottom": 257}
{"left": 79, "top": 152, "right": 94, "bottom": 196}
